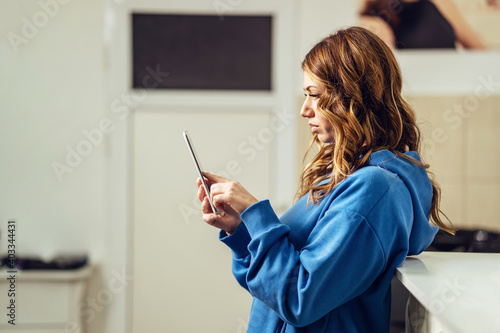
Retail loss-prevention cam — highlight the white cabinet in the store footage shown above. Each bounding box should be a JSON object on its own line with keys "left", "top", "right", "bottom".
{"left": 0, "top": 266, "right": 91, "bottom": 333}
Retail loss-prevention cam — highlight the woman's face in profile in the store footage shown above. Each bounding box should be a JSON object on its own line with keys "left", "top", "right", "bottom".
{"left": 301, "top": 72, "right": 335, "bottom": 143}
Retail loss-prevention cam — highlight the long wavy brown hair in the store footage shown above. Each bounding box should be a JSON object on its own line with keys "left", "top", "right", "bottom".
{"left": 298, "top": 26, "right": 456, "bottom": 234}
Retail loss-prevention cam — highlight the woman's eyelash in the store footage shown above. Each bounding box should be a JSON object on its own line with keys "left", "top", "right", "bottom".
{"left": 304, "top": 93, "right": 320, "bottom": 98}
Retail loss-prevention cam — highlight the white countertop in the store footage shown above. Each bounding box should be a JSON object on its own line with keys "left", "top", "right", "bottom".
{"left": 396, "top": 251, "right": 500, "bottom": 333}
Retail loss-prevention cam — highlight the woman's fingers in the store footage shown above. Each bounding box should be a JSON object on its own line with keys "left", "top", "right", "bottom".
{"left": 201, "top": 197, "right": 242, "bottom": 234}
{"left": 197, "top": 182, "right": 206, "bottom": 202}
{"left": 197, "top": 173, "right": 258, "bottom": 224}
{"left": 197, "top": 176, "right": 216, "bottom": 187}
{"left": 211, "top": 192, "right": 227, "bottom": 211}
{"left": 197, "top": 176, "right": 216, "bottom": 202}
{"left": 210, "top": 181, "right": 258, "bottom": 214}
{"left": 203, "top": 172, "right": 230, "bottom": 183}
{"left": 201, "top": 197, "right": 216, "bottom": 215}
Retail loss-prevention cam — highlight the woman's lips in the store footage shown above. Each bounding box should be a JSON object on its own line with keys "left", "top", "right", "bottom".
{"left": 309, "top": 123, "right": 319, "bottom": 133}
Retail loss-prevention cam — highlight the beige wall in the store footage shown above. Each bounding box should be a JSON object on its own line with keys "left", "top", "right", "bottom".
{"left": 453, "top": 0, "right": 500, "bottom": 48}
{"left": 411, "top": 94, "right": 500, "bottom": 232}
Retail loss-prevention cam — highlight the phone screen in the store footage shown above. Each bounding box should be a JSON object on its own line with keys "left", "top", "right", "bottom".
{"left": 183, "top": 130, "right": 219, "bottom": 215}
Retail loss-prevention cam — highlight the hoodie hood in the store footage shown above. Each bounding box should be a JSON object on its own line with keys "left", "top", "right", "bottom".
{"left": 365, "top": 150, "right": 438, "bottom": 255}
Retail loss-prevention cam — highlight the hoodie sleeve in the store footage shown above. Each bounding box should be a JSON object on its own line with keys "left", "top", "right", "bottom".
{"left": 219, "top": 222, "right": 253, "bottom": 291}
{"left": 221, "top": 199, "right": 388, "bottom": 327}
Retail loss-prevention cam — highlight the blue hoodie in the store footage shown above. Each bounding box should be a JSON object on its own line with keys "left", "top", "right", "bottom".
{"left": 220, "top": 150, "right": 438, "bottom": 332}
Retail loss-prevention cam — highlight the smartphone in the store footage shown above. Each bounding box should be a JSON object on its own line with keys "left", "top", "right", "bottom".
{"left": 183, "top": 130, "right": 219, "bottom": 215}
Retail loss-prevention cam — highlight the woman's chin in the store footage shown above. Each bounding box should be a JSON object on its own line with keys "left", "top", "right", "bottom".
{"left": 317, "top": 134, "right": 334, "bottom": 144}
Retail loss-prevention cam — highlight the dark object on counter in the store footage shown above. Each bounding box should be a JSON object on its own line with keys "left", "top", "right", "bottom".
{"left": 426, "top": 228, "right": 500, "bottom": 253}
{"left": 1, "top": 254, "right": 88, "bottom": 270}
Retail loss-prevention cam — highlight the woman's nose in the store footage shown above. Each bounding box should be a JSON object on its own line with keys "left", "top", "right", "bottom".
{"left": 300, "top": 97, "right": 314, "bottom": 118}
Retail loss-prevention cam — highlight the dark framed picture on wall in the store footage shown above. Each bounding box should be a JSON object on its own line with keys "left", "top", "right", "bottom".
{"left": 132, "top": 13, "right": 273, "bottom": 90}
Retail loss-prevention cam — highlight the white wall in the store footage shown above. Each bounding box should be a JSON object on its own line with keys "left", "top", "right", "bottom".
{"left": 0, "top": 0, "right": 106, "bottom": 259}
{"left": 297, "top": 0, "right": 357, "bottom": 60}
{"left": 397, "top": 51, "right": 500, "bottom": 95}
{"left": 0, "top": 1, "right": 123, "bottom": 332}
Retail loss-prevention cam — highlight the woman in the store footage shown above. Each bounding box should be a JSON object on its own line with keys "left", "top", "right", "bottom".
{"left": 359, "top": 0, "right": 486, "bottom": 49}
{"left": 197, "top": 27, "right": 455, "bottom": 332}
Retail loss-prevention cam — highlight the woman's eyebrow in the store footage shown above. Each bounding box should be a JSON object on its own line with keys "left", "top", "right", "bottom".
{"left": 303, "top": 85, "right": 317, "bottom": 92}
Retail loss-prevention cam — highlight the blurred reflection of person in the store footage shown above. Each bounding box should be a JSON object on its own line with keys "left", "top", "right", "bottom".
{"left": 487, "top": 0, "right": 500, "bottom": 8}
{"left": 359, "top": 0, "right": 487, "bottom": 49}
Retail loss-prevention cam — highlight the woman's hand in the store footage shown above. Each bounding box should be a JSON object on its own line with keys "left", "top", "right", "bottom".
{"left": 197, "top": 173, "right": 258, "bottom": 235}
